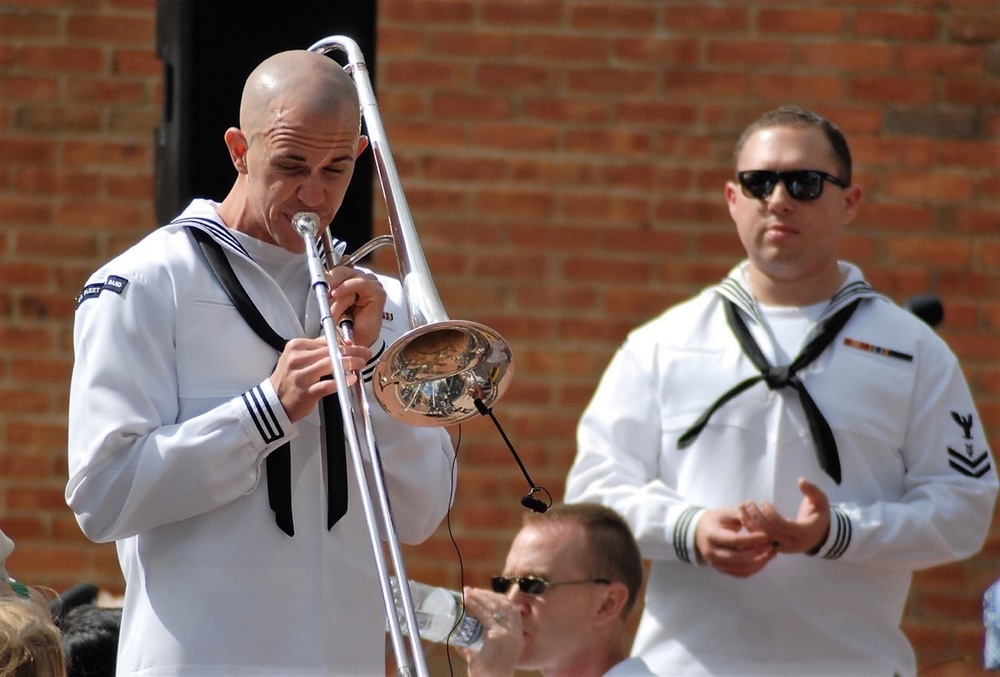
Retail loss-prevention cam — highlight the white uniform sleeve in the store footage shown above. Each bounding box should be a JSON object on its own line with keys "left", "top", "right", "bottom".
{"left": 815, "top": 343, "right": 998, "bottom": 568}
{"left": 566, "top": 344, "right": 703, "bottom": 563}
{"left": 66, "top": 269, "right": 290, "bottom": 543}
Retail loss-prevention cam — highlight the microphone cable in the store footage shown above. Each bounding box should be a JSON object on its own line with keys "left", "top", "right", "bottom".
{"left": 474, "top": 397, "right": 552, "bottom": 514}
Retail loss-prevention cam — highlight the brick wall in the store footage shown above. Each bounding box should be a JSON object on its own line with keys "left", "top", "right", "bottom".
{"left": 1, "top": 0, "right": 998, "bottom": 673}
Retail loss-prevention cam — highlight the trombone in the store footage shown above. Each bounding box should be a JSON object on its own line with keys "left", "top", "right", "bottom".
{"left": 296, "top": 35, "right": 514, "bottom": 677}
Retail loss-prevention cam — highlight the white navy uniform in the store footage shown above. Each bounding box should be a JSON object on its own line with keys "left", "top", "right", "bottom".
{"left": 604, "top": 657, "right": 656, "bottom": 676}
{"left": 566, "top": 261, "right": 998, "bottom": 677}
{"left": 67, "top": 199, "right": 455, "bottom": 676}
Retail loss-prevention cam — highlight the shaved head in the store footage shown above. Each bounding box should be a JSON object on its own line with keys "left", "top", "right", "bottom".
{"left": 240, "top": 50, "right": 360, "bottom": 142}
{"left": 217, "top": 48, "right": 368, "bottom": 251}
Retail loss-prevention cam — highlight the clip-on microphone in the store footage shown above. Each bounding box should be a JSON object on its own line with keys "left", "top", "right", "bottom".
{"left": 474, "top": 397, "right": 551, "bottom": 513}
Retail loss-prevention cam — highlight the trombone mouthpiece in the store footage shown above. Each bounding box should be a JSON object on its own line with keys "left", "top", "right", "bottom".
{"left": 292, "top": 211, "right": 321, "bottom": 237}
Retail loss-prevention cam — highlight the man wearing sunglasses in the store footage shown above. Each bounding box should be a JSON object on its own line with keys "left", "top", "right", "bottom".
{"left": 459, "top": 503, "right": 654, "bottom": 677}
{"left": 566, "top": 106, "right": 997, "bottom": 676}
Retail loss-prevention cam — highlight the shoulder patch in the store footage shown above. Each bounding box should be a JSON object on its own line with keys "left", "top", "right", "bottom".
{"left": 76, "top": 275, "right": 129, "bottom": 308}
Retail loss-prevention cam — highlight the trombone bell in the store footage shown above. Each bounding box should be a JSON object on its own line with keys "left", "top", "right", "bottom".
{"left": 374, "top": 320, "right": 512, "bottom": 427}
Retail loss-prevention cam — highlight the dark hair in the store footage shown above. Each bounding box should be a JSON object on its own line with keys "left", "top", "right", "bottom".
{"left": 734, "top": 105, "right": 853, "bottom": 184}
{"left": 524, "top": 503, "right": 644, "bottom": 616}
{"left": 59, "top": 605, "right": 121, "bottom": 677}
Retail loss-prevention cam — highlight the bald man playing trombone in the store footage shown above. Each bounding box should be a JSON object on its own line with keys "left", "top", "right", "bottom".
{"left": 67, "top": 49, "right": 455, "bottom": 677}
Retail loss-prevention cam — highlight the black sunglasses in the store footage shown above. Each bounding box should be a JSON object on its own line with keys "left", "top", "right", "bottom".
{"left": 490, "top": 575, "right": 611, "bottom": 596}
{"left": 737, "top": 169, "right": 848, "bottom": 202}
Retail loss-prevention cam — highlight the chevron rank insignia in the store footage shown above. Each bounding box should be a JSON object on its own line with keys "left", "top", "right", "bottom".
{"left": 948, "top": 411, "right": 992, "bottom": 478}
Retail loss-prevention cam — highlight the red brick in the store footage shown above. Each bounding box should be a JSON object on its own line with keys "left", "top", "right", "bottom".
{"left": 796, "top": 42, "right": 894, "bottom": 72}
{"left": 16, "top": 106, "right": 103, "bottom": 133}
{"left": 602, "top": 162, "right": 658, "bottom": 191}
{"left": 428, "top": 30, "right": 516, "bottom": 59}
{"left": 850, "top": 76, "right": 937, "bottom": 104}
{"left": 0, "top": 261, "right": 48, "bottom": 286}
{"left": 851, "top": 137, "right": 935, "bottom": 169}
{"left": 897, "top": 44, "right": 988, "bottom": 75}
{"left": 469, "top": 123, "right": 559, "bottom": 152}
{"left": 13, "top": 168, "right": 102, "bottom": 197}
{"left": 567, "top": 67, "right": 658, "bottom": 97}
{"left": 615, "top": 36, "right": 700, "bottom": 65}
{"left": 113, "top": 48, "right": 161, "bottom": 76}
{"left": 423, "top": 155, "right": 509, "bottom": 182}
{"left": 6, "top": 422, "right": 69, "bottom": 450}
{"left": 661, "top": 6, "right": 749, "bottom": 33}
{"left": 475, "top": 63, "right": 557, "bottom": 91}
{"left": 937, "top": 141, "right": 1000, "bottom": 170}
{"left": 854, "top": 11, "right": 940, "bottom": 40}
{"left": 431, "top": 92, "right": 512, "bottom": 120}
{"left": 0, "top": 198, "right": 54, "bottom": 224}
{"left": 522, "top": 34, "right": 613, "bottom": 64}
{"left": 67, "top": 79, "right": 148, "bottom": 105}
{"left": 381, "top": 59, "right": 470, "bottom": 89}
{"left": 16, "top": 46, "right": 105, "bottom": 73}
{"left": 482, "top": 0, "right": 562, "bottom": 26}
{"left": 943, "top": 78, "right": 1000, "bottom": 106}
{"left": 54, "top": 202, "right": 149, "bottom": 230}
{"left": 106, "top": 173, "right": 154, "bottom": 200}
{"left": 63, "top": 140, "right": 150, "bottom": 168}
{"left": 523, "top": 97, "right": 610, "bottom": 125}
{"left": 959, "top": 210, "right": 1000, "bottom": 236}
{"left": 564, "top": 129, "right": 652, "bottom": 156}
{"left": 382, "top": 0, "right": 475, "bottom": 23}
{"left": 569, "top": 4, "right": 658, "bottom": 32}
{"left": 752, "top": 74, "right": 848, "bottom": 103}
{"left": 0, "top": 388, "right": 50, "bottom": 413}
{"left": 757, "top": 8, "right": 848, "bottom": 35}
{"left": 857, "top": 203, "right": 935, "bottom": 232}
{"left": 0, "top": 75, "right": 60, "bottom": 103}
{"left": 0, "top": 13, "right": 59, "bottom": 39}
{"left": 663, "top": 69, "right": 750, "bottom": 98}
{"left": 66, "top": 16, "right": 154, "bottom": 44}
{"left": 706, "top": 40, "right": 795, "bottom": 68}
{"left": 948, "top": 12, "right": 1000, "bottom": 42}
{"left": 881, "top": 171, "right": 976, "bottom": 202}
{"left": 472, "top": 189, "right": 555, "bottom": 219}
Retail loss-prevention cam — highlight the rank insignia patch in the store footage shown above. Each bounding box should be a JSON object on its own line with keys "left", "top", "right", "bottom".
{"left": 948, "top": 411, "right": 992, "bottom": 478}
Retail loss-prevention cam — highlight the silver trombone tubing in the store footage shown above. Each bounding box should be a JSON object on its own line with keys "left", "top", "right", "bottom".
{"left": 292, "top": 211, "right": 428, "bottom": 677}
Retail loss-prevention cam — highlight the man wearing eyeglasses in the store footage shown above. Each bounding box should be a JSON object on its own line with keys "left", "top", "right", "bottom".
{"left": 459, "top": 503, "right": 655, "bottom": 677}
{"left": 565, "top": 106, "right": 998, "bottom": 676}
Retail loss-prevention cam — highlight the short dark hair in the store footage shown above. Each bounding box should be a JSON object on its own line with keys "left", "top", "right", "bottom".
{"left": 734, "top": 105, "right": 853, "bottom": 184}
{"left": 524, "top": 503, "right": 644, "bottom": 616}
{"left": 59, "top": 604, "right": 121, "bottom": 677}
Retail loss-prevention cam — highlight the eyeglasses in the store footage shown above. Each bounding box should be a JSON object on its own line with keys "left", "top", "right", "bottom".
{"left": 490, "top": 575, "right": 611, "bottom": 596}
{"left": 737, "top": 170, "right": 848, "bottom": 202}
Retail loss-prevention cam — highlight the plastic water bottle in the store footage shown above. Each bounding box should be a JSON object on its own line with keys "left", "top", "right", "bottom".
{"left": 388, "top": 577, "right": 484, "bottom": 651}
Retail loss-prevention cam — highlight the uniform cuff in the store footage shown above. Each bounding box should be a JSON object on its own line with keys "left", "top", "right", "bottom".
{"left": 806, "top": 507, "right": 852, "bottom": 560}
{"left": 672, "top": 506, "right": 707, "bottom": 565}
{"left": 361, "top": 338, "right": 386, "bottom": 384}
{"left": 236, "top": 379, "right": 295, "bottom": 452}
